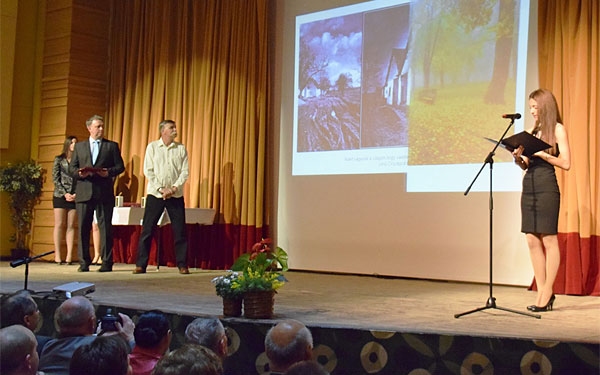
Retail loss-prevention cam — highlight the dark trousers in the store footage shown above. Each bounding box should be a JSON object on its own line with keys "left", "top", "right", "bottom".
{"left": 136, "top": 195, "right": 188, "bottom": 268}
{"left": 76, "top": 200, "right": 114, "bottom": 266}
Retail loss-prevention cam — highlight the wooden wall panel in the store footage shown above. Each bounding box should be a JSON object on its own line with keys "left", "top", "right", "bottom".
{"left": 39, "top": 107, "right": 68, "bottom": 136}
{"left": 35, "top": 209, "right": 55, "bottom": 226}
{"left": 39, "top": 161, "right": 54, "bottom": 194}
{"left": 33, "top": 224, "right": 53, "bottom": 244}
{"left": 46, "top": 0, "right": 73, "bottom": 12}
{"left": 42, "top": 62, "right": 70, "bottom": 80}
{"left": 40, "top": 96, "right": 68, "bottom": 109}
{"left": 70, "top": 64, "right": 109, "bottom": 82}
{"left": 70, "top": 79, "right": 106, "bottom": 92}
{"left": 43, "top": 36, "right": 71, "bottom": 58}
{"left": 41, "top": 78, "right": 69, "bottom": 92}
{"left": 68, "top": 103, "right": 107, "bottom": 116}
{"left": 39, "top": 135, "right": 68, "bottom": 147}
{"left": 44, "top": 8, "right": 72, "bottom": 36}
{"left": 40, "top": 191, "right": 55, "bottom": 203}
{"left": 32, "top": 243, "right": 55, "bottom": 256}
{"left": 71, "top": 34, "right": 108, "bottom": 51}
{"left": 32, "top": 0, "right": 110, "bottom": 260}
{"left": 38, "top": 145, "right": 61, "bottom": 163}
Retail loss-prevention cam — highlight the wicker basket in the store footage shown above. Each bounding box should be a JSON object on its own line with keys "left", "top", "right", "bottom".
{"left": 222, "top": 298, "right": 243, "bottom": 317}
{"left": 243, "top": 291, "right": 275, "bottom": 319}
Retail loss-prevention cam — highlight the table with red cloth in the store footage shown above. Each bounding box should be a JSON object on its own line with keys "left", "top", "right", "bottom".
{"left": 111, "top": 207, "right": 216, "bottom": 269}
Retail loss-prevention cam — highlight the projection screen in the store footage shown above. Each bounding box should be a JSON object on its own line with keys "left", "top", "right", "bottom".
{"left": 275, "top": 0, "right": 540, "bottom": 285}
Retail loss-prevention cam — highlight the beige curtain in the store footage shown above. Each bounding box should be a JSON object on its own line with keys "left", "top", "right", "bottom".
{"left": 538, "top": 0, "right": 599, "bottom": 295}
{"left": 106, "top": 0, "right": 269, "bottom": 268}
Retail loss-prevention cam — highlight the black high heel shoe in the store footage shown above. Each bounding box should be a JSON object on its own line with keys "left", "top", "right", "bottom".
{"left": 530, "top": 294, "right": 556, "bottom": 312}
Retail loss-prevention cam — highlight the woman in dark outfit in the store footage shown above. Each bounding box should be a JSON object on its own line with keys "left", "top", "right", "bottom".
{"left": 513, "top": 89, "right": 571, "bottom": 312}
{"left": 52, "top": 136, "right": 78, "bottom": 264}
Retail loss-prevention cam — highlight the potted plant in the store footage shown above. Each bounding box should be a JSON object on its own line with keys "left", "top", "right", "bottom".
{"left": 230, "top": 238, "right": 288, "bottom": 318}
{"left": 0, "top": 160, "right": 45, "bottom": 258}
{"left": 212, "top": 271, "right": 244, "bottom": 317}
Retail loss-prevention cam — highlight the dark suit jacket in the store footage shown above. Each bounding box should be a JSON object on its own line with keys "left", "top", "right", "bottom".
{"left": 39, "top": 335, "right": 96, "bottom": 375}
{"left": 70, "top": 138, "right": 125, "bottom": 203}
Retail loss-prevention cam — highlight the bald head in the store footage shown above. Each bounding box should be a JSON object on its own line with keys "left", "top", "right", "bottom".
{"left": 0, "top": 325, "right": 39, "bottom": 375}
{"left": 54, "top": 296, "right": 96, "bottom": 337}
{"left": 265, "top": 319, "right": 313, "bottom": 372}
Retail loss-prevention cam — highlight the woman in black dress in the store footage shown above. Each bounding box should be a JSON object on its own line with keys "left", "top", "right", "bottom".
{"left": 513, "top": 89, "right": 571, "bottom": 312}
{"left": 52, "top": 136, "right": 78, "bottom": 264}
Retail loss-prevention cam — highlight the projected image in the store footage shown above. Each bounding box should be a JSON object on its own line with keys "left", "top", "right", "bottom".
{"left": 297, "top": 13, "right": 363, "bottom": 152}
{"left": 361, "top": 6, "right": 410, "bottom": 149}
{"left": 293, "top": 0, "right": 528, "bottom": 192}
{"left": 408, "top": 0, "right": 521, "bottom": 166}
{"left": 296, "top": 5, "right": 411, "bottom": 153}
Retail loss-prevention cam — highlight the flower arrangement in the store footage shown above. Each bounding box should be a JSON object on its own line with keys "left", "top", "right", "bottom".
{"left": 0, "top": 160, "right": 45, "bottom": 250}
{"left": 212, "top": 271, "right": 243, "bottom": 300}
{"left": 230, "top": 238, "right": 289, "bottom": 293}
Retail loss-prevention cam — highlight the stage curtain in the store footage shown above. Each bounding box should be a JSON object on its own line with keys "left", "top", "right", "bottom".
{"left": 537, "top": 0, "right": 599, "bottom": 295}
{"left": 105, "top": 0, "right": 270, "bottom": 269}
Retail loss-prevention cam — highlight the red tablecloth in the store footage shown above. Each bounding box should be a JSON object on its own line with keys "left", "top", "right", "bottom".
{"left": 113, "top": 224, "right": 214, "bottom": 269}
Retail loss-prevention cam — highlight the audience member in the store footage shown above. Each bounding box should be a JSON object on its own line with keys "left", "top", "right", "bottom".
{"left": 39, "top": 296, "right": 134, "bottom": 375}
{"left": 70, "top": 335, "right": 131, "bottom": 375}
{"left": 283, "top": 360, "right": 329, "bottom": 375}
{"left": 264, "top": 319, "right": 313, "bottom": 374}
{"left": 129, "top": 310, "right": 171, "bottom": 375}
{"left": 0, "top": 324, "right": 40, "bottom": 375}
{"left": 184, "top": 318, "right": 227, "bottom": 360}
{"left": 151, "top": 344, "right": 223, "bottom": 375}
{"left": 0, "top": 290, "right": 52, "bottom": 356}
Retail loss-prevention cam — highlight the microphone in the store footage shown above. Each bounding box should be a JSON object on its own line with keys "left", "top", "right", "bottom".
{"left": 502, "top": 113, "right": 521, "bottom": 120}
{"left": 10, "top": 259, "right": 27, "bottom": 268}
{"left": 10, "top": 250, "right": 55, "bottom": 268}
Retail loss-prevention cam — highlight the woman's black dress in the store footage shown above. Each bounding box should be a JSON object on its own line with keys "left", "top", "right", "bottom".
{"left": 521, "top": 156, "right": 560, "bottom": 235}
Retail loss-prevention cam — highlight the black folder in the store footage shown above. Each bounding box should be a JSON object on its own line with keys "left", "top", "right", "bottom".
{"left": 484, "top": 131, "right": 551, "bottom": 156}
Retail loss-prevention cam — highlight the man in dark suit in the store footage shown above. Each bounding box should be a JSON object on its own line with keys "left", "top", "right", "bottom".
{"left": 38, "top": 296, "right": 135, "bottom": 375}
{"left": 70, "top": 114, "right": 125, "bottom": 272}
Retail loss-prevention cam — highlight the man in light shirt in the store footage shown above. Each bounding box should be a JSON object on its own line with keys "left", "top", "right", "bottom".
{"left": 133, "top": 120, "right": 190, "bottom": 275}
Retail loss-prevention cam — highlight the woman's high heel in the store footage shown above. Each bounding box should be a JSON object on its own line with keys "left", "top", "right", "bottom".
{"left": 530, "top": 294, "right": 555, "bottom": 312}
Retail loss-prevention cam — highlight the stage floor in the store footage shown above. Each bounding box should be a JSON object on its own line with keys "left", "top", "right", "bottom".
{"left": 1, "top": 261, "right": 598, "bottom": 344}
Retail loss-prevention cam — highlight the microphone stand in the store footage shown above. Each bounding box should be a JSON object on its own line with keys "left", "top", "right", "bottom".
{"left": 10, "top": 250, "right": 55, "bottom": 292}
{"left": 455, "top": 119, "right": 540, "bottom": 319}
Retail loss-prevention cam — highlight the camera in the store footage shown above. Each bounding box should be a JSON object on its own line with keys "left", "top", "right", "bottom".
{"left": 100, "top": 308, "right": 122, "bottom": 332}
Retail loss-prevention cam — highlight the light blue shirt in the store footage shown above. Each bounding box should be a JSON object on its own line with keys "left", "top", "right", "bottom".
{"left": 89, "top": 137, "right": 101, "bottom": 163}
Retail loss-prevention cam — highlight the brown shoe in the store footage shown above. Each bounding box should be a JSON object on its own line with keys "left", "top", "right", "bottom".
{"left": 178, "top": 267, "right": 190, "bottom": 275}
{"left": 132, "top": 267, "right": 146, "bottom": 274}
